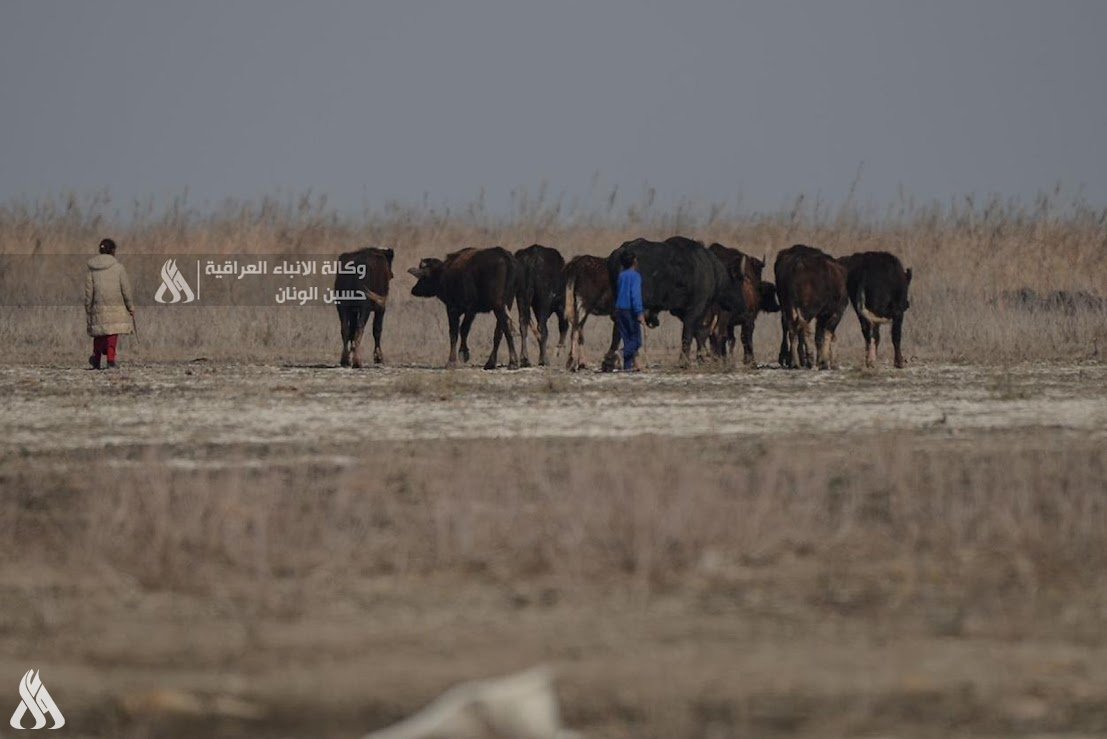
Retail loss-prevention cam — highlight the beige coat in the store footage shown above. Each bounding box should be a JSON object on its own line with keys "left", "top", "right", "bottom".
{"left": 85, "top": 254, "right": 135, "bottom": 336}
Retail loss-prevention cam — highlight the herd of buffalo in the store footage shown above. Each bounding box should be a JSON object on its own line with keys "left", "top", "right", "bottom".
{"left": 333, "top": 238, "right": 913, "bottom": 371}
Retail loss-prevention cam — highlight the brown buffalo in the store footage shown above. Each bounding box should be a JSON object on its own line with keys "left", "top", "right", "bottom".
{"left": 705, "top": 243, "right": 780, "bottom": 365}
{"left": 409, "top": 247, "right": 520, "bottom": 370}
{"left": 335, "top": 247, "right": 393, "bottom": 367}
{"left": 563, "top": 255, "right": 618, "bottom": 371}
{"left": 774, "top": 244, "right": 848, "bottom": 369}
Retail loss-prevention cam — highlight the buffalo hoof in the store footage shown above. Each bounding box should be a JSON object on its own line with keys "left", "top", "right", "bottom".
{"left": 459, "top": 348, "right": 470, "bottom": 363}
{"left": 340, "top": 354, "right": 350, "bottom": 368}
{"left": 351, "top": 356, "right": 363, "bottom": 369}
{"left": 483, "top": 359, "right": 497, "bottom": 370}
{"left": 374, "top": 352, "right": 383, "bottom": 364}
{"left": 519, "top": 357, "right": 532, "bottom": 368}
{"left": 895, "top": 357, "right": 906, "bottom": 369}
{"left": 507, "top": 360, "right": 520, "bottom": 370}
{"left": 446, "top": 359, "right": 458, "bottom": 370}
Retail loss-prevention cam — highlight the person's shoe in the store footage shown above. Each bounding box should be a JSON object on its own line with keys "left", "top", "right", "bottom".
{"left": 88, "top": 355, "right": 101, "bottom": 370}
{"left": 107, "top": 361, "right": 117, "bottom": 369}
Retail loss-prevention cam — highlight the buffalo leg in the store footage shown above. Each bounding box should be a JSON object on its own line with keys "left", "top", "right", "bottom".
{"left": 554, "top": 308, "right": 568, "bottom": 359}
{"left": 502, "top": 306, "right": 519, "bottom": 369}
{"left": 796, "top": 315, "right": 812, "bottom": 369}
{"left": 819, "top": 309, "right": 845, "bottom": 370}
{"left": 537, "top": 310, "right": 551, "bottom": 366}
{"left": 566, "top": 315, "right": 581, "bottom": 371}
{"left": 602, "top": 317, "right": 622, "bottom": 371}
{"left": 350, "top": 312, "right": 368, "bottom": 369}
{"left": 779, "top": 310, "right": 792, "bottom": 368}
{"left": 567, "top": 312, "right": 589, "bottom": 371}
{"left": 372, "top": 309, "right": 385, "bottom": 364}
{"left": 485, "top": 319, "right": 503, "bottom": 370}
{"left": 693, "top": 317, "right": 713, "bottom": 363}
{"left": 518, "top": 302, "right": 533, "bottom": 368}
{"left": 446, "top": 307, "right": 461, "bottom": 369}
{"left": 459, "top": 313, "right": 475, "bottom": 363}
{"left": 859, "top": 316, "right": 875, "bottom": 367}
{"left": 740, "top": 318, "right": 755, "bottom": 366}
{"left": 486, "top": 306, "right": 519, "bottom": 370}
{"left": 679, "top": 315, "right": 699, "bottom": 368}
{"left": 892, "top": 316, "right": 906, "bottom": 368}
{"left": 708, "top": 313, "right": 726, "bottom": 358}
{"left": 815, "top": 319, "right": 830, "bottom": 370}
{"left": 339, "top": 309, "right": 352, "bottom": 367}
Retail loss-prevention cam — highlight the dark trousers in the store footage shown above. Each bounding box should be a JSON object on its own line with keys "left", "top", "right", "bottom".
{"left": 615, "top": 309, "right": 641, "bottom": 370}
{"left": 92, "top": 334, "right": 119, "bottom": 364}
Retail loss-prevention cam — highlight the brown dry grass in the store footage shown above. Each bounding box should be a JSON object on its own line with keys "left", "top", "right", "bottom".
{"left": 8, "top": 434, "right": 1103, "bottom": 609}
{"left": 2, "top": 188, "right": 1106, "bottom": 365}
{"left": 3, "top": 432, "right": 1107, "bottom": 737}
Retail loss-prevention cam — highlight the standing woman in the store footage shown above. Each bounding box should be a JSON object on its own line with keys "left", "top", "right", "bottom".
{"left": 84, "top": 238, "right": 135, "bottom": 369}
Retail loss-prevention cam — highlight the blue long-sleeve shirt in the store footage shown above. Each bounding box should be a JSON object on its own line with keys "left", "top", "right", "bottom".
{"left": 615, "top": 268, "right": 643, "bottom": 316}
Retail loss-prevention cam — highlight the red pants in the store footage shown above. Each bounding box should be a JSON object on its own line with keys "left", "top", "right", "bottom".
{"left": 92, "top": 334, "right": 119, "bottom": 363}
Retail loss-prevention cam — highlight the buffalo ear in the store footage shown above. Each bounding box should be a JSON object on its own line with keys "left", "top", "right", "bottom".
{"left": 905, "top": 267, "right": 913, "bottom": 285}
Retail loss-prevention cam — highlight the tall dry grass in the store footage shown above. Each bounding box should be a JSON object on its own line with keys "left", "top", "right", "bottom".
{"left": 5, "top": 433, "right": 1104, "bottom": 635}
{"left": 1, "top": 187, "right": 1105, "bottom": 364}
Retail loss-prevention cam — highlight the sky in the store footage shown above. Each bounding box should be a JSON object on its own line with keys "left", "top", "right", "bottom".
{"left": 1, "top": 0, "right": 1105, "bottom": 215}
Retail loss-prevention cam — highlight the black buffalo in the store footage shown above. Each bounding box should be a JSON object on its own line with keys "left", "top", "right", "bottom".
{"left": 563, "top": 255, "right": 618, "bottom": 371}
{"left": 774, "top": 244, "right": 848, "bottom": 369}
{"left": 514, "top": 244, "right": 569, "bottom": 367}
{"left": 705, "top": 243, "right": 780, "bottom": 365}
{"left": 409, "top": 247, "right": 520, "bottom": 370}
{"left": 838, "top": 251, "right": 913, "bottom": 368}
{"left": 335, "top": 247, "right": 393, "bottom": 367}
{"left": 605, "top": 236, "right": 746, "bottom": 367}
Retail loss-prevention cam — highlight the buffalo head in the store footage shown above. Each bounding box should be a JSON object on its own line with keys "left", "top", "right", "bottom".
{"left": 759, "top": 282, "right": 780, "bottom": 313}
{"left": 409, "top": 258, "right": 444, "bottom": 298}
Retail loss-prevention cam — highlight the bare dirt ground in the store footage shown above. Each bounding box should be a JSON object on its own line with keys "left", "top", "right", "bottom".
{"left": 2, "top": 360, "right": 1106, "bottom": 738}
{"left": 4, "top": 361, "right": 1106, "bottom": 450}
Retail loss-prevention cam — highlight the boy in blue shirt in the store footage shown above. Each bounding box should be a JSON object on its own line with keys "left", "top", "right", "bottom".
{"left": 614, "top": 250, "right": 645, "bottom": 371}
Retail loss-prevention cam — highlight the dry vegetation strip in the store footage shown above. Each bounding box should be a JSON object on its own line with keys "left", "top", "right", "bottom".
{"left": 1, "top": 190, "right": 1106, "bottom": 364}
{"left": 3, "top": 432, "right": 1106, "bottom": 737}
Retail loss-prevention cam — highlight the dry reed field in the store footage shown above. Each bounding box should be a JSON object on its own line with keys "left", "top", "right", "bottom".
{"left": 0, "top": 188, "right": 1105, "bottom": 364}
{"left": 1, "top": 191, "right": 1106, "bottom": 738}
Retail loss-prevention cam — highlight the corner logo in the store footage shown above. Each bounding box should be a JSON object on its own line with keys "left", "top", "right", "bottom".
{"left": 154, "top": 259, "right": 196, "bottom": 304}
{"left": 9, "top": 670, "right": 65, "bottom": 730}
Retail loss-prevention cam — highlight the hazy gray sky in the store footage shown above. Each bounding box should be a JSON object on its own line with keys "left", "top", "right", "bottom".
{"left": 2, "top": 1, "right": 1105, "bottom": 214}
